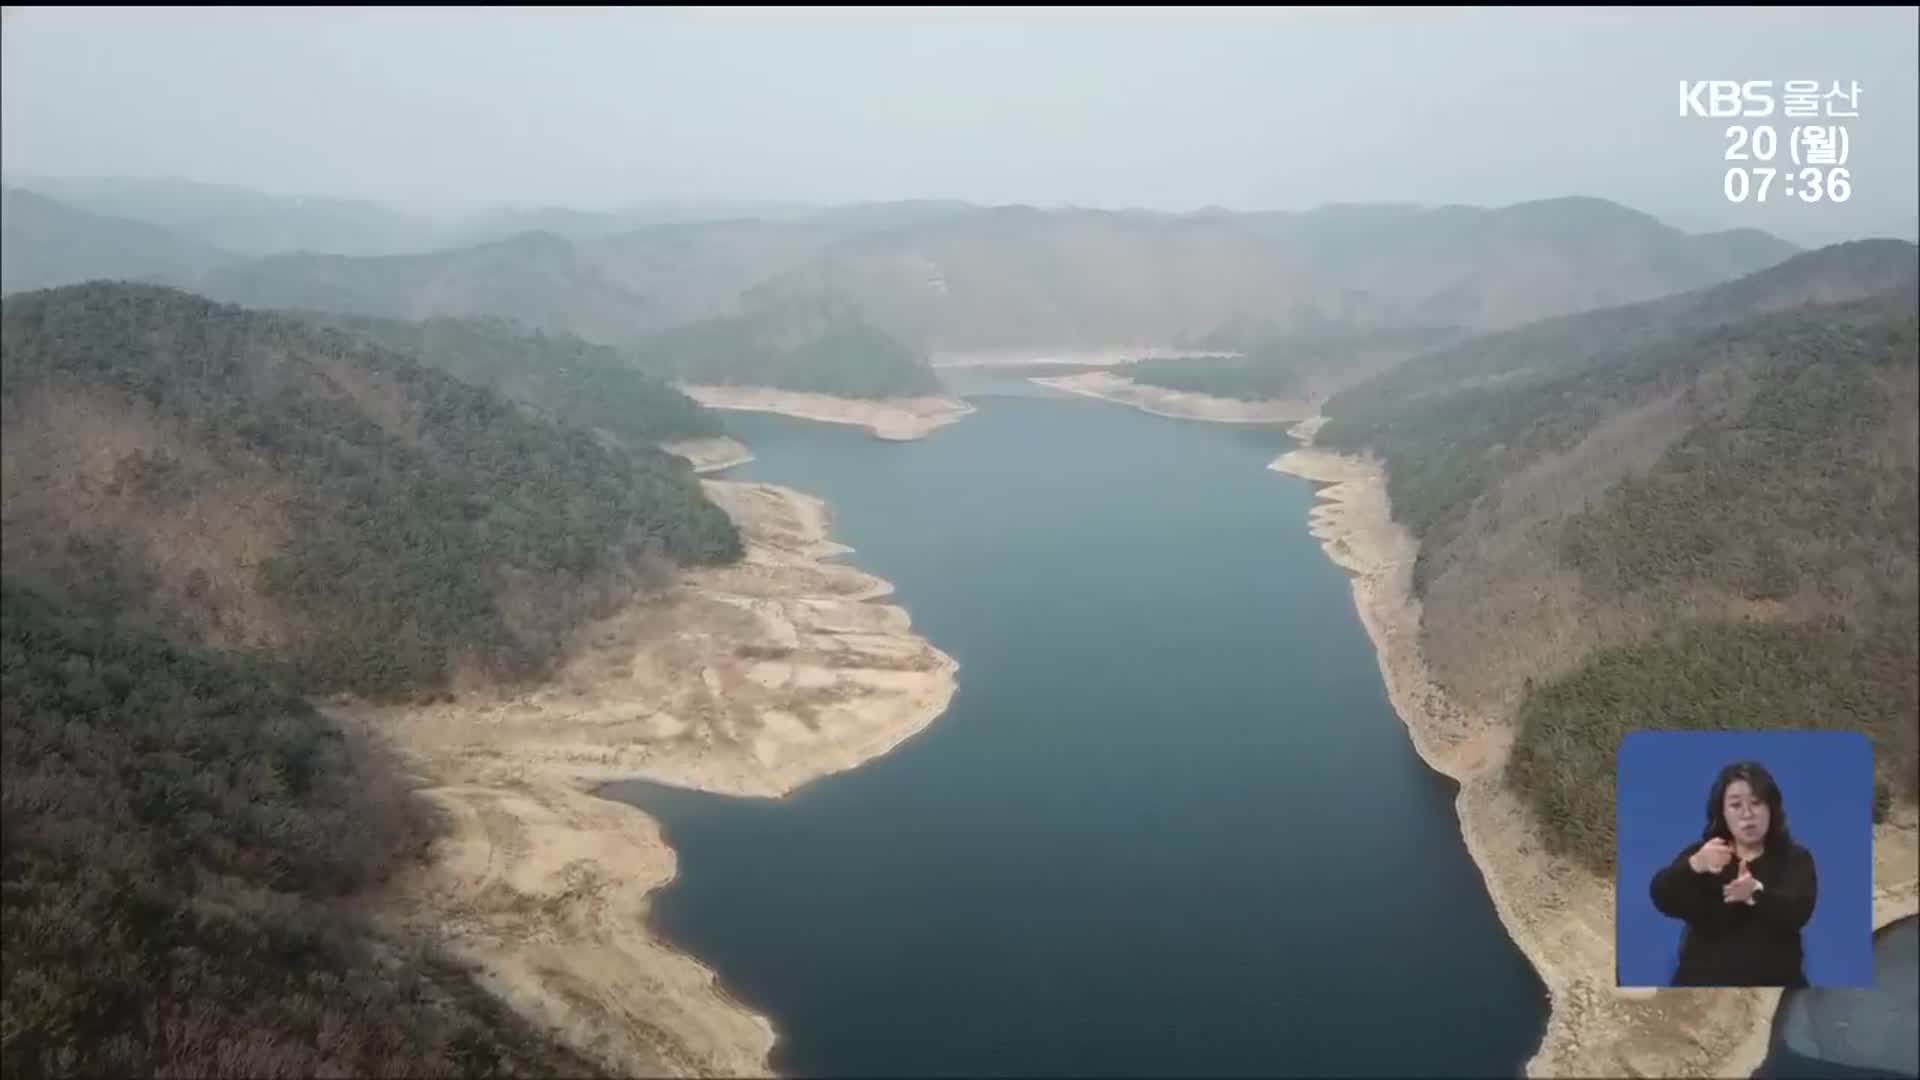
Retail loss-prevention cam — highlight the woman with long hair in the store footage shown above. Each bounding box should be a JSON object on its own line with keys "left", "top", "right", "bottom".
{"left": 1649, "top": 760, "right": 1819, "bottom": 987}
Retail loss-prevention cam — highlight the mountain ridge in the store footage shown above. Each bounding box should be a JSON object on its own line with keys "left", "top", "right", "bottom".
{"left": 1311, "top": 239, "right": 1920, "bottom": 856}
{"left": 6, "top": 184, "right": 1803, "bottom": 389}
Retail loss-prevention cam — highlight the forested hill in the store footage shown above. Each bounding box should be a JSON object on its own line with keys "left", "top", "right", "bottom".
{"left": 630, "top": 285, "right": 942, "bottom": 398}
{"left": 285, "top": 310, "right": 724, "bottom": 447}
{"left": 1318, "top": 239, "right": 1920, "bottom": 563}
{"left": 1312, "top": 240, "right": 1919, "bottom": 870}
{"left": 1, "top": 282, "right": 742, "bottom": 701}
{"left": 0, "top": 582, "right": 609, "bottom": 1077}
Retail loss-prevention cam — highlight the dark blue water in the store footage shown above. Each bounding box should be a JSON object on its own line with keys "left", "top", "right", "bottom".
{"left": 1761, "top": 917, "right": 1919, "bottom": 1079}
{"left": 605, "top": 387, "right": 1548, "bottom": 1077}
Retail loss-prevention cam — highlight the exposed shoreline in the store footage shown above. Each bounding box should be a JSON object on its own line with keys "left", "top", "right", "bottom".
{"left": 349, "top": 390, "right": 1914, "bottom": 1079}
{"left": 343, "top": 463, "right": 960, "bottom": 1077}
{"left": 661, "top": 435, "right": 757, "bottom": 474}
{"left": 1030, "top": 370, "right": 1315, "bottom": 425}
{"left": 1269, "top": 421, "right": 1920, "bottom": 1078}
{"left": 678, "top": 384, "right": 976, "bottom": 441}
{"left": 929, "top": 345, "right": 1239, "bottom": 369}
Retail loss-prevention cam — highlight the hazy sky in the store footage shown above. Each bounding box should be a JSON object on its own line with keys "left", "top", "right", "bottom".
{"left": 4, "top": 7, "right": 1915, "bottom": 237}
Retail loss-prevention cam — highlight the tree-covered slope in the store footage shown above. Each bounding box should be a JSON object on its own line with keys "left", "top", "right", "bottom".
{"left": 1, "top": 283, "right": 741, "bottom": 700}
{"left": 0, "top": 580, "right": 607, "bottom": 1078}
{"left": 287, "top": 310, "right": 724, "bottom": 446}
{"left": 1506, "top": 292, "right": 1918, "bottom": 866}
{"left": 1318, "top": 239, "right": 1919, "bottom": 578}
{"left": 630, "top": 285, "right": 942, "bottom": 398}
{"left": 1311, "top": 241, "right": 1919, "bottom": 871}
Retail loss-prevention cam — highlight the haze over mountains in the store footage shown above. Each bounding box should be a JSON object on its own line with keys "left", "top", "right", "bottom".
{"left": 0, "top": 187, "right": 231, "bottom": 294}
{"left": 1, "top": 171, "right": 831, "bottom": 255}
{"left": 4, "top": 175, "right": 1820, "bottom": 384}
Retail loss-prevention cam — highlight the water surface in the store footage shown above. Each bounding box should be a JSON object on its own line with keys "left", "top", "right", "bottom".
{"left": 607, "top": 388, "right": 1548, "bottom": 1077}
{"left": 1762, "top": 917, "right": 1919, "bottom": 1079}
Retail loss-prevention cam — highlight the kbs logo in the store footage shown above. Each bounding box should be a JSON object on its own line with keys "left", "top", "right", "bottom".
{"left": 1679, "top": 81, "right": 1776, "bottom": 118}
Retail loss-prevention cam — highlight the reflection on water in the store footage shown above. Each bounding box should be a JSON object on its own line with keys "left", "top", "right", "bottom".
{"left": 1762, "top": 917, "right": 1918, "bottom": 1079}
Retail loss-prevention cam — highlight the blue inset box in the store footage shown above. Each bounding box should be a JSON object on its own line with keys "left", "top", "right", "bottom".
{"left": 1616, "top": 729, "right": 1874, "bottom": 988}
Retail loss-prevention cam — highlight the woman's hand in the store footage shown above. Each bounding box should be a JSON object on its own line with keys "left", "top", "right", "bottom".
{"left": 1723, "top": 861, "right": 1761, "bottom": 905}
{"left": 1689, "top": 837, "right": 1734, "bottom": 874}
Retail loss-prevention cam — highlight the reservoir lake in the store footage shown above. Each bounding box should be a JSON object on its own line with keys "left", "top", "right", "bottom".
{"left": 607, "top": 381, "right": 1549, "bottom": 1077}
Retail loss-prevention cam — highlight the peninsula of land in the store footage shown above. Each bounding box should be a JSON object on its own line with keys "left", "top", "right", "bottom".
{"left": 344, "top": 450, "right": 959, "bottom": 1077}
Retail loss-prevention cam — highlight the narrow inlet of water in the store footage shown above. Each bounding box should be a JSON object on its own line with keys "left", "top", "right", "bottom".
{"left": 608, "top": 392, "right": 1549, "bottom": 1077}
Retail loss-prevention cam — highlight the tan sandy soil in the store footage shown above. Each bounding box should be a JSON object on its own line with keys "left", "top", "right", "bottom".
{"left": 928, "top": 346, "right": 1240, "bottom": 369}
{"left": 341, "top": 476, "right": 959, "bottom": 1078}
{"left": 660, "top": 436, "right": 756, "bottom": 474}
{"left": 1031, "top": 370, "right": 1315, "bottom": 425}
{"left": 678, "top": 385, "right": 975, "bottom": 441}
{"left": 1269, "top": 423, "right": 1918, "bottom": 1079}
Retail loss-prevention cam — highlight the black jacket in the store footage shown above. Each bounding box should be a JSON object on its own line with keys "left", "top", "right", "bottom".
{"left": 1649, "top": 838, "right": 1818, "bottom": 987}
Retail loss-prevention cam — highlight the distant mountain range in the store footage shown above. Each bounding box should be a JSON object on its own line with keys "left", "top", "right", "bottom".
{"left": 3, "top": 177, "right": 1809, "bottom": 373}
{"left": 1, "top": 188, "right": 230, "bottom": 293}
{"left": 1665, "top": 207, "right": 1919, "bottom": 252}
{"left": 0, "top": 172, "right": 849, "bottom": 256}
{"left": 2, "top": 173, "right": 457, "bottom": 257}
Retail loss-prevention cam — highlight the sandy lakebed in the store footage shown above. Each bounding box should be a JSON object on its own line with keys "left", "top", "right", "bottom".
{"left": 678, "top": 385, "right": 975, "bottom": 441}
{"left": 336, "top": 443, "right": 960, "bottom": 1077}
{"left": 1268, "top": 418, "right": 1920, "bottom": 1079}
{"left": 928, "top": 345, "right": 1241, "bottom": 369}
{"left": 1029, "top": 370, "right": 1315, "bottom": 425}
